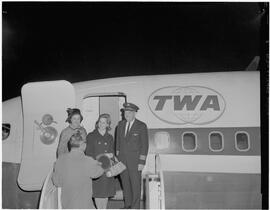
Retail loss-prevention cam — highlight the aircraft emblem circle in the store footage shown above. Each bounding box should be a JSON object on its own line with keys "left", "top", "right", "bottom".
{"left": 171, "top": 87, "right": 203, "bottom": 123}
{"left": 40, "top": 126, "right": 58, "bottom": 145}
{"left": 42, "top": 114, "right": 54, "bottom": 126}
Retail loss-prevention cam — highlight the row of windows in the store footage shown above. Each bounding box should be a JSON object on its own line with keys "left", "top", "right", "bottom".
{"left": 3, "top": 122, "right": 250, "bottom": 152}
{"left": 154, "top": 131, "right": 250, "bottom": 152}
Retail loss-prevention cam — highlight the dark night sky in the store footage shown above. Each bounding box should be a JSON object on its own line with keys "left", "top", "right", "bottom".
{"left": 2, "top": 2, "right": 264, "bottom": 100}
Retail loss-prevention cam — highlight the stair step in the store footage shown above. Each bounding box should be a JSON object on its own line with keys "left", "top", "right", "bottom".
{"left": 108, "top": 200, "right": 145, "bottom": 209}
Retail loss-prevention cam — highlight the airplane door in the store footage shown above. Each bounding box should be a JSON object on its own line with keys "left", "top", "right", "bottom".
{"left": 100, "top": 96, "right": 126, "bottom": 136}
{"left": 81, "top": 94, "right": 126, "bottom": 137}
{"left": 81, "top": 97, "right": 100, "bottom": 133}
{"left": 18, "top": 80, "right": 75, "bottom": 191}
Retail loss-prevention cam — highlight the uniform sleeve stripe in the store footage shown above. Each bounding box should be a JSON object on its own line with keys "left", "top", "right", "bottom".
{"left": 140, "top": 155, "right": 146, "bottom": 160}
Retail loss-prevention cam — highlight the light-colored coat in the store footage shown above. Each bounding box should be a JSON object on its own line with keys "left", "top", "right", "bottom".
{"left": 56, "top": 126, "right": 87, "bottom": 157}
{"left": 52, "top": 150, "right": 104, "bottom": 209}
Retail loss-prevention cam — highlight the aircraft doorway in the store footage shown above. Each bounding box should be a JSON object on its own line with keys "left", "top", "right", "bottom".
{"left": 82, "top": 93, "right": 126, "bottom": 137}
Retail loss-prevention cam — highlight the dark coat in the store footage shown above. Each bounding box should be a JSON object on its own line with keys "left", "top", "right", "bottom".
{"left": 116, "top": 119, "right": 149, "bottom": 167}
{"left": 116, "top": 118, "right": 149, "bottom": 209}
{"left": 85, "top": 129, "right": 116, "bottom": 198}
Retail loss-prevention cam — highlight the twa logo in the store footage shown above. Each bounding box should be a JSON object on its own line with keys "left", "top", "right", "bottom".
{"left": 148, "top": 86, "right": 226, "bottom": 125}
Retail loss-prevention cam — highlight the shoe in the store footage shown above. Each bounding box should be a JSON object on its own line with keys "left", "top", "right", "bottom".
{"left": 121, "top": 206, "right": 131, "bottom": 209}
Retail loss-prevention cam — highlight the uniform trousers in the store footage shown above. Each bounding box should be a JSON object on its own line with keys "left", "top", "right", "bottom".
{"left": 120, "top": 163, "right": 141, "bottom": 209}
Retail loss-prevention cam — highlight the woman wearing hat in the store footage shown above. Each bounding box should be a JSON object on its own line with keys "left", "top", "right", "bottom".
{"left": 56, "top": 108, "right": 87, "bottom": 158}
{"left": 85, "top": 113, "right": 116, "bottom": 209}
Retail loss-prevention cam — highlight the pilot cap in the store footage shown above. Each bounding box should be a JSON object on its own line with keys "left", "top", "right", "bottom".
{"left": 121, "top": 102, "right": 139, "bottom": 112}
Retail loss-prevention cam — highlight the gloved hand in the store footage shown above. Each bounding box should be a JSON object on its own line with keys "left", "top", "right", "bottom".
{"left": 97, "top": 161, "right": 102, "bottom": 166}
{"left": 138, "top": 164, "right": 145, "bottom": 171}
{"left": 104, "top": 153, "right": 113, "bottom": 158}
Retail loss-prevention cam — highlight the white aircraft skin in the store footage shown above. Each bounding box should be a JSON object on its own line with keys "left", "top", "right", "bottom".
{"left": 2, "top": 71, "right": 261, "bottom": 209}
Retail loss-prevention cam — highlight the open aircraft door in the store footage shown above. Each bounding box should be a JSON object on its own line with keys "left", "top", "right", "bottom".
{"left": 18, "top": 80, "right": 75, "bottom": 191}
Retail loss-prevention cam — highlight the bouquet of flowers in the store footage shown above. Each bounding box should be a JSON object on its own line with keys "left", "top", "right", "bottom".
{"left": 96, "top": 153, "right": 126, "bottom": 177}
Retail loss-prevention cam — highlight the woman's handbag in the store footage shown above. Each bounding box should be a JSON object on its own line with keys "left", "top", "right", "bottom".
{"left": 106, "top": 156, "right": 126, "bottom": 177}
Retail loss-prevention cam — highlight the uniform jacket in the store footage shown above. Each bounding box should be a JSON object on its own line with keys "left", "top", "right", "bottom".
{"left": 116, "top": 119, "right": 149, "bottom": 166}
{"left": 52, "top": 150, "right": 104, "bottom": 209}
{"left": 56, "top": 125, "right": 87, "bottom": 158}
{"left": 85, "top": 129, "right": 116, "bottom": 198}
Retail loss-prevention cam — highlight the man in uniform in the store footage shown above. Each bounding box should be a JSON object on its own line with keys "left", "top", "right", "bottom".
{"left": 116, "top": 102, "right": 149, "bottom": 209}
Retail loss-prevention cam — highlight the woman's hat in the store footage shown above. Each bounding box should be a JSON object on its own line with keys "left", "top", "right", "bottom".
{"left": 67, "top": 108, "right": 81, "bottom": 116}
{"left": 66, "top": 108, "right": 83, "bottom": 123}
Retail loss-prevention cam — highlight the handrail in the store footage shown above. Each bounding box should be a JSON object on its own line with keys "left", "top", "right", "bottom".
{"left": 155, "top": 154, "right": 166, "bottom": 210}
{"left": 58, "top": 188, "right": 62, "bottom": 209}
{"left": 159, "top": 168, "right": 166, "bottom": 210}
{"left": 39, "top": 169, "right": 53, "bottom": 209}
{"left": 39, "top": 168, "right": 61, "bottom": 209}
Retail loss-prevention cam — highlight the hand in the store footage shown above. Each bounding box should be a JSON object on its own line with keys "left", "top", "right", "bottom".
{"left": 105, "top": 153, "right": 113, "bottom": 158}
{"left": 138, "top": 164, "right": 145, "bottom": 171}
{"left": 97, "top": 161, "right": 102, "bottom": 166}
{"left": 106, "top": 170, "right": 113, "bottom": 177}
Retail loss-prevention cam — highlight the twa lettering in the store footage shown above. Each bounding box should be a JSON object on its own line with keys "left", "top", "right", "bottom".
{"left": 148, "top": 86, "right": 226, "bottom": 125}
{"left": 153, "top": 95, "right": 220, "bottom": 111}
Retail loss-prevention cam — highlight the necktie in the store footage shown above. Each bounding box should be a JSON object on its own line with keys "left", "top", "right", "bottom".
{"left": 125, "top": 122, "right": 130, "bottom": 137}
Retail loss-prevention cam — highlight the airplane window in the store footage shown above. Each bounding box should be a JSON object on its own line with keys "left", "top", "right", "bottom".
{"left": 235, "top": 132, "right": 250, "bottom": 151}
{"left": 209, "top": 132, "right": 224, "bottom": 151}
{"left": 154, "top": 131, "right": 170, "bottom": 150}
{"left": 182, "top": 132, "right": 197, "bottom": 152}
{"left": 2, "top": 124, "right": 11, "bottom": 140}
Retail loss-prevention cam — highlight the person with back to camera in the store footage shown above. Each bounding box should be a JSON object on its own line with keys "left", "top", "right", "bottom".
{"left": 116, "top": 102, "right": 149, "bottom": 209}
{"left": 52, "top": 132, "right": 104, "bottom": 209}
{"left": 57, "top": 108, "right": 87, "bottom": 158}
{"left": 85, "top": 113, "right": 116, "bottom": 209}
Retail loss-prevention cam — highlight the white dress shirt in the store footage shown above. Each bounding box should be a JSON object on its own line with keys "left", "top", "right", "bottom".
{"left": 125, "top": 119, "right": 135, "bottom": 136}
